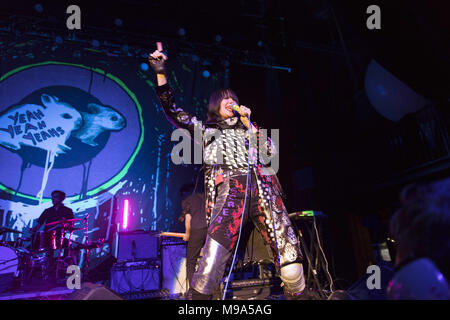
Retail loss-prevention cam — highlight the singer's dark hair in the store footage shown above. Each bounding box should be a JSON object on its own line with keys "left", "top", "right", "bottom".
{"left": 206, "top": 88, "right": 239, "bottom": 122}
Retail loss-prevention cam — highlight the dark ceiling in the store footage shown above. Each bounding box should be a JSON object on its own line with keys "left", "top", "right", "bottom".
{"left": 0, "top": 0, "right": 448, "bottom": 99}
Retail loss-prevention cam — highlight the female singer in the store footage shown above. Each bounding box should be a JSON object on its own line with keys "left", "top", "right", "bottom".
{"left": 149, "top": 42, "right": 305, "bottom": 300}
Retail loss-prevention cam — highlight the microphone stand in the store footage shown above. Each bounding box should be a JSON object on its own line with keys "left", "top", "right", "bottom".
{"left": 82, "top": 213, "right": 91, "bottom": 281}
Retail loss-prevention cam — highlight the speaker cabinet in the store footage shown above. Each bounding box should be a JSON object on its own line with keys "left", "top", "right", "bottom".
{"left": 110, "top": 259, "right": 161, "bottom": 294}
{"left": 161, "top": 237, "right": 187, "bottom": 295}
{"left": 114, "top": 230, "right": 159, "bottom": 262}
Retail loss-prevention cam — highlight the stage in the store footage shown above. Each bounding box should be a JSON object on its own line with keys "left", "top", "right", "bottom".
{"left": 0, "top": 0, "right": 448, "bottom": 303}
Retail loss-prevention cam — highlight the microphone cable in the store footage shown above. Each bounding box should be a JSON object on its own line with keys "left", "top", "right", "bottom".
{"left": 222, "top": 115, "right": 253, "bottom": 300}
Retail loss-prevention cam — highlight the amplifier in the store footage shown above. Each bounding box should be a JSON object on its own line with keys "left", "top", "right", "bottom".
{"left": 114, "top": 230, "right": 160, "bottom": 262}
{"left": 110, "top": 258, "right": 161, "bottom": 294}
{"left": 121, "top": 289, "right": 170, "bottom": 300}
{"left": 222, "top": 278, "right": 282, "bottom": 300}
{"left": 226, "top": 277, "right": 281, "bottom": 288}
{"left": 161, "top": 237, "right": 187, "bottom": 295}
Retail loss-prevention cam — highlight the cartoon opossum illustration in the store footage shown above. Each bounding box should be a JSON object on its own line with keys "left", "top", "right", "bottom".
{"left": 73, "top": 103, "right": 126, "bottom": 147}
{"left": 0, "top": 94, "right": 82, "bottom": 155}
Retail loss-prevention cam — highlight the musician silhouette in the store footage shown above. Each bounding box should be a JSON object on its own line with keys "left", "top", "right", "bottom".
{"left": 32, "top": 190, "right": 75, "bottom": 274}
{"left": 33, "top": 190, "right": 74, "bottom": 232}
{"left": 179, "top": 183, "right": 207, "bottom": 292}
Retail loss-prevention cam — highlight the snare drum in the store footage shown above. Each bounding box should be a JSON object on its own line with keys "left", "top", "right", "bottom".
{"left": 31, "top": 230, "right": 65, "bottom": 253}
{"left": 31, "top": 231, "right": 52, "bottom": 252}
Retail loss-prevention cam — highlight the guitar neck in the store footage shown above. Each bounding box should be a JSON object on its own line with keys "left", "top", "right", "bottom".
{"left": 159, "top": 232, "right": 185, "bottom": 238}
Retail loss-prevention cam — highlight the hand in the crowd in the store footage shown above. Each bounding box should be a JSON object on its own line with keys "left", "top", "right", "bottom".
{"left": 183, "top": 234, "right": 189, "bottom": 242}
{"left": 148, "top": 42, "right": 167, "bottom": 74}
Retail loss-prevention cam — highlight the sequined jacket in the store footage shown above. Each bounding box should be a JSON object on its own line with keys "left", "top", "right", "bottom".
{"left": 156, "top": 83, "right": 286, "bottom": 223}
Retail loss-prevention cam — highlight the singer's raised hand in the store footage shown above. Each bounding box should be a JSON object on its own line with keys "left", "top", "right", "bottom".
{"left": 149, "top": 42, "right": 168, "bottom": 86}
{"left": 148, "top": 42, "right": 167, "bottom": 74}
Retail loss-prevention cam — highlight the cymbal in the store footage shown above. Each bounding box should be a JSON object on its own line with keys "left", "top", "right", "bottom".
{"left": 0, "top": 240, "right": 16, "bottom": 245}
{"left": 66, "top": 227, "right": 85, "bottom": 231}
{"left": 46, "top": 225, "right": 85, "bottom": 233}
{"left": 44, "top": 220, "right": 64, "bottom": 227}
{"left": 75, "top": 241, "right": 105, "bottom": 249}
{"left": 44, "top": 218, "right": 82, "bottom": 227}
{"left": 0, "top": 227, "right": 23, "bottom": 234}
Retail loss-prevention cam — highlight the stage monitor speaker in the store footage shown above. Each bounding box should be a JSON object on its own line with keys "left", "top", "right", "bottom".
{"left": 329, "top": 262, "right": 395, "bottom": 300}
{"left": 161, "top": 237, "right": 187, "bottom": 295}
{"left": 115, "top": 230, "right": 159, "bottom": 262}
{"left": 222, "top": 278, "right": 283, "bottom": 300}
{"left": 67, "top": 282, "right": 124, "bottom": 300}
{"left": 110, "top": 259, "right": 161, "bottom": 294}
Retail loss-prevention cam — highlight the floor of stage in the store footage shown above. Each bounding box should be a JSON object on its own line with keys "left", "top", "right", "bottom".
{"left": 0, "top": 278, "right": 75, "bottom": 300}
{"left": 0, "top": 277, "right": 287, "bottom": 300}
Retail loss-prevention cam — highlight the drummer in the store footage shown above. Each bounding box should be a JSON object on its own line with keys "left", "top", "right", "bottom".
{"left": 32, "top": 190, "right": 74, "bottom": 232}
{"left": 31, "top": 190, "right": 74, "bottom": 261}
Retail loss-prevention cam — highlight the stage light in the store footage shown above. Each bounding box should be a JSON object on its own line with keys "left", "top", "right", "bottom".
{"left": 121, "top": 44, "right": 129, "bottom": 53}
{"left": 91, "top": 39, "right": 100, "bottom": 47}
{"left": 214, "top": 34, "right": 222, "bottom": 43}
{"left": 178, "top": 28, "right": 186, "bottom": 36}
{"left": 257, "top": 40, "right": 263, "bottom": 47}
{"left": 202, "top": 70, "right": 210, "bottom": 78}
{"left": 365, "top": 59, "right": 428, "bottom": 121}
{"left": 54, "top": 36, "right": 63, "bottom": 44}
{"left": 191, "top": 54, "right": 199, "bottom": 62}
{"left": 140, "top": 62, "right": 149, "bottom": 71}
{"left": 123, "top": 199, "right": 129, "bottom": 230}
{"left": 34, "top": 3, "right": 43, "bottom": 13}
{"left": 114, "top": 18, "right": 123, "bottom": 27}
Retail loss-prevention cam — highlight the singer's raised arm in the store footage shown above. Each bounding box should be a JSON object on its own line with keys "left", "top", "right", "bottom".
{"left": 149, "top": 42, "right": 204, "bottom": 137}
{"left": 155, "top": 84, "right": 204, "bottom": 137}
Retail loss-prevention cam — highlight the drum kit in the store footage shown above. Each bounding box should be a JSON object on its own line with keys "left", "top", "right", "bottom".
{"left": 0, "top": 218, "right": 102, "bottom": 289}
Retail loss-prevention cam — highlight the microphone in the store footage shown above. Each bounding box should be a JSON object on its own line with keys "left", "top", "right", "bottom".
{"left": 230, "top": 104, "right": 248, "bottom": 117}
{"left": 230, "top": 104, "right": 251, "bottom": 129}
